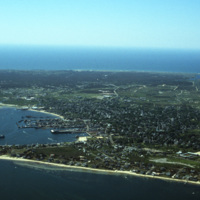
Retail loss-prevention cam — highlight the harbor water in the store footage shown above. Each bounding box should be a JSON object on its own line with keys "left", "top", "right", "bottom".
{"left": 0, "top": 107, "right": 87, "bottom": 145}
{"left": 0, "top": 107, "right": 199, "bottom": 200}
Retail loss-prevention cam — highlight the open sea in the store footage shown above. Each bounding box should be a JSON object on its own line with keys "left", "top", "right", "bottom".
{"left": 0, "top": 46, "right": 200, "bottom": 199}
{"left": 0, "top": 46, "right": 199, "bottom": 73}
{"left": 0, "top": 160, "right": 200, "bottom": 200}
{"left": 0, "top": 106, "right": 199, "bottom": 200}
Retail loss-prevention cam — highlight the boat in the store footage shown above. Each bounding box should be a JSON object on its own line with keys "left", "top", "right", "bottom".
{"left": 20, "top": 107, "right": 29, "bottom": 110}
{"left": 50, "top": 129, "right": 83, "bottom": 134}
{"left": 0, "top": 135, "right": 5, "bottom": 139}
{"left": 50, "top": 129, "right": 73, "bottom": 134}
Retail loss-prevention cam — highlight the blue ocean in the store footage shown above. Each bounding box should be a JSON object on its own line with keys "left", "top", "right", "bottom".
{"left": 0, "top": 47, "right": 200, "bottom": 199}
{"left": 0, "top": 160, "right": 199, "bottom": 200}
{"left": 0, "top": 46, "right": 199, "bottom": 73}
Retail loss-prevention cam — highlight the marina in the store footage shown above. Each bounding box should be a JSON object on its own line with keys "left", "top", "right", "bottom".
{"left": 0, "top": 107, "right": 88, "bottom": 145}
{"left": 1, "top": 0, "right": 200, "bottom": 197}
{"left": 0, "top": 106, "right": 199, "bottom": 200}
{"left": 16, "top": 116, "right": 87, "bottom": 130}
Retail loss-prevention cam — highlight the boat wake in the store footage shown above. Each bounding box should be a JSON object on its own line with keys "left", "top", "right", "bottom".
{"left": 48, "top": 137, "right": 56, "bottom": 142}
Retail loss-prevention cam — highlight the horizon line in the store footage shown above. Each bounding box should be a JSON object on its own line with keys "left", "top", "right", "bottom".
{"left": 0, "top": 44, "right": 200, "bottom": 51}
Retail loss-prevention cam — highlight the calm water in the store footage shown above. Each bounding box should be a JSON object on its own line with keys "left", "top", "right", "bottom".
{"left": 0, "top": 160, "right": 199, "bottom": 200}
{"left": 0, "top": 108, "right": 199, "bottom": 200}
{"left": 0, "top": 47, "right": 200, "bottom": 199}
{"left": 0, "top": 107, "right": 87, "bottom": 145}
{"left": 0, "top": 46, "right": 200, "bottom": 73}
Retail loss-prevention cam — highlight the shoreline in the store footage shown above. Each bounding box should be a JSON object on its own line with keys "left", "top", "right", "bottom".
{"left": 0, "top": 103, "right": 199, "bottom": 186}
{"left": 0, "top": 69, "right": 199, "bottom": 75}
{"left": 28, "top": 108, "right": 64, "bottom": 119}
{"left": 0, "top": 103, "right": 64, "bottom": 119}
{"left": 0, "top": 155, "right": 199, "bottom": 186}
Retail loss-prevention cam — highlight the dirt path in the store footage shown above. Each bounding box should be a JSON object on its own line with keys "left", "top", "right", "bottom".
{"left": 150, "top": 158, "right": 195, "bottom": 168}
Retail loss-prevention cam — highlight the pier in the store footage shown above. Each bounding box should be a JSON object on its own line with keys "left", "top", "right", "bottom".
{"left": 16, "top": 116, "right": 87, "bottom": 132}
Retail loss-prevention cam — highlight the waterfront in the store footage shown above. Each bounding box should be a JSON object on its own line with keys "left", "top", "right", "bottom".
{"left": 0, "top": 107, "right": 87, "bottom": 145}
{"left": 0, "top": 159, "right": 199, "bottom": 200}
{"left": 0, "top": 98, "right": 200, "bottom": 200}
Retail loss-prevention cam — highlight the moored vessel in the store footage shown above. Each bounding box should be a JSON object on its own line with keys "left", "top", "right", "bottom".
{"left": 50, "top": 129, "right": 73, "bottom": 134}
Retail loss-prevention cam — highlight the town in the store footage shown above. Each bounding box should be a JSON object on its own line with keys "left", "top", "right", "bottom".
{"left": 0, "top": 70, "right": 200, "bottom": 183}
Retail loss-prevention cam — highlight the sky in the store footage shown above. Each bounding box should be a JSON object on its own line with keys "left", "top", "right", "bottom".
{"left": 0, "top": 0, "right": 200, "bottom": 49}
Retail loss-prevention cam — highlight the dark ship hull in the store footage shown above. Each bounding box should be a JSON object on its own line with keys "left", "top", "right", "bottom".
{"left": 51, "top": 129, "right": 73, "bottom": 134}
{"left": 0, "top": 135, "right": 5, "bottom": 139}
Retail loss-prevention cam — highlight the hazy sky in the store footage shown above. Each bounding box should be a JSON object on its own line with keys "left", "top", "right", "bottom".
{"left": 0, "top": 0, "right": 200, "bottom": 49}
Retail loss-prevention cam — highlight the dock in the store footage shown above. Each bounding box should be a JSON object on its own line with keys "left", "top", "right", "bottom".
{"left": 16, "top": 117, "right": 87, "bottom": 132}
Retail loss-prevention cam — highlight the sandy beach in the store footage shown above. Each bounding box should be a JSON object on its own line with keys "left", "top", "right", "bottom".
{"left": 0, "top": 103, "right": 199, "bottom": 186}
{"left": 0, "top": 103, "right": 64, "bottom": 119}
{"left": 0, "top": 155, "right": 199, "bottom": 186}
{"left": 28, "top": 108, "right": 64, "bottom": 119}
{"left": 0, "top": 103, "right": 19, "bottom": 108}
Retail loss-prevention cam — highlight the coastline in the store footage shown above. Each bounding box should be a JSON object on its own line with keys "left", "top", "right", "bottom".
{"left": 0, "top": 103, "right": 199, "bottom": 186}
{"left": 0, "top": 155, "right": 199, "bottom": 186}
{"left": 0, "top": 103, "right": 64, "bottom": 119}
{"left": 0, "top": 103, "right": 19, "bottom": 108}
{"left": 0, "top": 69, "right": 198, "bottom": 75}
{"left": 28, "top": 108, "right": 64, "bottom": 119}
{"left": 73, "top": 69, "right": 197, "bottom": 75}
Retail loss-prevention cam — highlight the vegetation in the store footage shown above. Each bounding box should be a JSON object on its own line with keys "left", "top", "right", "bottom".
{"left": 0, "top": 70, "right": 200, "bottom": 182}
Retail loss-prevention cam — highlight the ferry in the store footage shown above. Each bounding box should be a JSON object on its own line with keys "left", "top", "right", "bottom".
{"left": 50, "top": 129, "right": 83, "bottom": 134}
{"left": 50, "top": 129, "right": 73, "bottom": 134}
{"left": 0, "top": 135, "right": 5, "bottom": 139}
